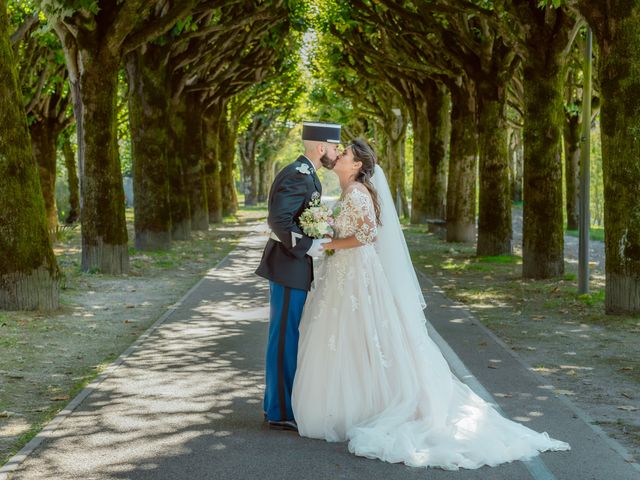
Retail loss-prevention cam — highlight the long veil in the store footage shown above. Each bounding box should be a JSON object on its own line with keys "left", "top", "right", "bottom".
{"left": 370, "top": 164, "right": 426, "bottom": 311}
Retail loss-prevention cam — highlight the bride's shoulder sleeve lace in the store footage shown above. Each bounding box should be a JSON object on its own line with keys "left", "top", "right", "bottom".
{"left": 345, "top": 186, "right": 378, "bottom": 245}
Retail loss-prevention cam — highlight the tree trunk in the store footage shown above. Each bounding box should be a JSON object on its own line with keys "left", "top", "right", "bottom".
{"left": 580, "top": 2, "right": 640, "bottom": 313}
{"left": 409, "top": 96, "right": 430, "bottom": 224}
{"left": 203, "top": 106, "right": 223, "bottom": 223}
{"left": 509, "top": 129, "right": 524, "bottom": 203}
{"left": 446, "top": 77, "right": 477, "bottom": 243}
{"left": 522, "top": 58, "right": 565, "bottom": 278}
{"left": 76, "top": 48, "right": 129, "bottom": 273}
{"left": 476, "top": 82, "right": 512, "bottom": 256}
{"left": 168, "top": 97, "right": 191, "bottom": 240}
{"left": 258, "top": 159, "right": 269, "bottom": 203}
{"left": 126, "top": 46, "right": 172, "bottom": 251}
{"left": 0, "top": 4, "right": 60, "bottom": 310}
{"left": 30, "top": 119, "right": 59, "bottom": 231}
{"left": 564, "top": 114, "right": 580, "bottom": 230}
{"left": 181, "top": 94, "right": 208, "bottom": 231}
{"left": 383, "top": 108, "right": 409, "bottom": 219}
{"left": 425, "top": 80, "right": 449, "bottom": 220}
{"left": 239, "top": 133, "right": 258, "bottom": 206}
{"left": 220, "top": 113, "right": 239, "bottom": 217}
{"left": 62, "top": 135, "right": 80, "bottom": 224}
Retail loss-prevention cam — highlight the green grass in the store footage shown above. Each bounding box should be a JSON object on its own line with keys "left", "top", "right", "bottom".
{"left": 575, "top": 289, "right": 605, "bottom": 306}
{"left": 566, "top": 226, "right": 605, "bottom": 242}
{"left": 476, "top": 255, "right": 522, "bottom": 264}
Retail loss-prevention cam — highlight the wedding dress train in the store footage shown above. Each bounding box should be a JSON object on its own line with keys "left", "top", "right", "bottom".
{"left": 291, "top": 174, "right": 570, "bottom": 470}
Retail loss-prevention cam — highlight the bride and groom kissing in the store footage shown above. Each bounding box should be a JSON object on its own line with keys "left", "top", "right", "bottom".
{"left": 255, "top": 121, "right": 570, "bottom": 470}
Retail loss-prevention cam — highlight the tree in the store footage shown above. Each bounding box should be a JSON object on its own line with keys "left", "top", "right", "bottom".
{"left": 60, "top": 128, "right": 79, "bottom": 224}
{"left": 505, "top": 2, "right": 580, "bottom": 278}
{"left": 11, "top": 1, "right": 73, "bottom": 230}
{"left": 41, "top": 0, "right": 199, "bottom": 272}
{"left": 0, "top": 0, "right": 59, "bottom": 310}
{"left": 571, "top": 1, "right": 640, "bottom": 313}
{"left": 235, "top": 67, "right": 304, "bottom": 206}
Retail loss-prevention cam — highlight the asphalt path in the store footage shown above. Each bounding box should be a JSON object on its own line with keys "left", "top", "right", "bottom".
{"left": 1, "top": 231, "right": 637, "bottom": 480}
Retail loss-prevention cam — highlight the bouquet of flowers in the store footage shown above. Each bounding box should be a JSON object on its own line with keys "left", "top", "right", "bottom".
{"left": 299, "top": 195, "right": 335, "bottom": 255}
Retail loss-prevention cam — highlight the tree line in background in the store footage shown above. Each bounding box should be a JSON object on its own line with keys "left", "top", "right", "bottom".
{"left": 306, "top": 0, "right": 639, "bottom": 315}
{"left": 0, "top": 0, "right": 306, "bottom": 310}
{"left": 1, "top": 0, "right": 640, "bottom": 316}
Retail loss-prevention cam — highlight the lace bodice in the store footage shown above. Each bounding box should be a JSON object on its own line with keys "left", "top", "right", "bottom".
{"left": 334, "top": 186, "right": 378, "bottom": 245}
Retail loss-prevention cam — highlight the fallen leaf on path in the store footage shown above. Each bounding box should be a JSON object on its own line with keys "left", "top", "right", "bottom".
{"left": 50, "top": 395, "right": 70, "bottom": 401}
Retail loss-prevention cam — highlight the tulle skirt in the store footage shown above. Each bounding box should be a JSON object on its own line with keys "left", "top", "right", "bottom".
{"left": 291, "top": 245, "right": 570, "bottom": 470}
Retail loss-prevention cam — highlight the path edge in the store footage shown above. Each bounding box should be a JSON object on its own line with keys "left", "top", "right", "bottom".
{"left": 0, "top": 251, "right": 235, "bottom": 480}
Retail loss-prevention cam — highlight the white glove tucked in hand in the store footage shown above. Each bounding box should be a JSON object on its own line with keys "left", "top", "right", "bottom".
{"left": 307, "top": 238, "right": 331, "bottom": 258}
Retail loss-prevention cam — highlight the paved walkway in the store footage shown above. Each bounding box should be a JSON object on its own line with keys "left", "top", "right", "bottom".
{"left": 1, "top": 230, "right": 637, "bottom": 480}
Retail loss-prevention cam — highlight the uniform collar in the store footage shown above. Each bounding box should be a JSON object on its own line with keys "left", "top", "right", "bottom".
{"left": 300, "top": 155, "right": 317, "bottom": 173}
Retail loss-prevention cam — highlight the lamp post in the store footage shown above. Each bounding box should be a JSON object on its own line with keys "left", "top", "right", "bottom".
{"left": 578, "top": 27, "right": 592, "bottom": 294}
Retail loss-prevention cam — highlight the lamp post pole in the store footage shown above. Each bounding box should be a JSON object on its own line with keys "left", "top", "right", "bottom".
{"left": 578, "top": 27, "right": 592, "bottom": 294}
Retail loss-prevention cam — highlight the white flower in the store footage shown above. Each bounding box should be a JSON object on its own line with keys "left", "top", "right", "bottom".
{"left": 296, "top": 164, "right": 311, "bottom": 175}
{"left": 311, "top": 191, "right": 321, "bottom": 201}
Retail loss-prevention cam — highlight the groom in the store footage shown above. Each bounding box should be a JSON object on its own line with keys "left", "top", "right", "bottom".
{"left": 255, "top": 121, "right": 341, "bottom": 431}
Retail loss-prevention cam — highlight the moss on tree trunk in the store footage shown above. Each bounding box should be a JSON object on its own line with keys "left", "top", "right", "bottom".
{"left": 446, "top": 77, "right": 477, "bottom": 243}
{"left": 76, "top": 48, "right": 129, "bottom": 273}
{"left": 426, "top": 80, "right": 449, "bottom": 220}
{"left": 580, "top": 2, "right": 640, "bottom": 313}
{"left": 126, "top": 46, "right": 172, "bottom": 251}
{"left": 258, "top": 159, "right": 271, "bottom": 203}
{"left": 409, "top": 96, "right": 430, "bottom": 224}
{"left": 522, "top": 60, "right": 565, "bottom": 278}
{"left": 476, "top": 82, "right": 512, "bottom": 256}
{"left": 219, "top": 114, "right": 238, "bottom": 217}
{"left": 62, "top": 134, "right": 80, "bottom": 224}
{"left": 180, "top": 94, "right": 208, "bottom": 231}
{"left": 0, "top": 3, "right": 59, "bottom": 310}
{"left": 168, "top": 98, "right": 191, "bottom": 240}
{"left": 239, "top": 136, "right": 258, "bottom": 206}
{"left": 203, "top": 106, "right": 223, "bottom": 224}
{"left": 564, "top": 114, "right": 581, "bottom": 231}
{"left": 509, "top": 129, "right": 524, "bottom": 203}
{"left": 30, "top": 119, "right": 59, "bottom": 231}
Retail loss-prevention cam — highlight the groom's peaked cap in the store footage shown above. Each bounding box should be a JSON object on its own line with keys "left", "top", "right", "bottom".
{"left": 302, "top": 121, "right": 341, "bottom": 144}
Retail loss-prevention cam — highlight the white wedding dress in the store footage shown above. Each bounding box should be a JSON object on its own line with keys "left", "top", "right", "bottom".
{"left": 291, "top": 168, "right": 570, "bottom": 470}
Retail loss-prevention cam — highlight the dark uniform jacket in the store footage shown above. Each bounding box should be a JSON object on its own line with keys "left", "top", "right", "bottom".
{"left": 255, "top": 156, "right": 322, "bottom": 291}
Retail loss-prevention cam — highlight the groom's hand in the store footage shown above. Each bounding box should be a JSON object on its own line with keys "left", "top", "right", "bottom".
{"left": 307, "top": 238, "right": 331, "bottom": 258}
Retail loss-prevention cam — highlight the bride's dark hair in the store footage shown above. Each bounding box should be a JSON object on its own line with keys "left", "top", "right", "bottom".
{"left": 348, "top": 138, "right": 382, "bottom": 225}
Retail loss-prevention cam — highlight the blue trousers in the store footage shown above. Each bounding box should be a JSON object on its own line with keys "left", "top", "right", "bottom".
{"left": 264, "top": 281, "right": 307, "bottom": 421}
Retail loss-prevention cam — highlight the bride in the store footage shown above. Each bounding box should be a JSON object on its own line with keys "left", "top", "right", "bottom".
{"left": 291, "top": 138, "right": 570, "bottom": 470}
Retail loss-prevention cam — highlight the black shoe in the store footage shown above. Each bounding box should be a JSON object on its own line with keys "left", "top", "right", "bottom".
{"left": 268, "top": 420, "right": 298, "bottom": 432}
